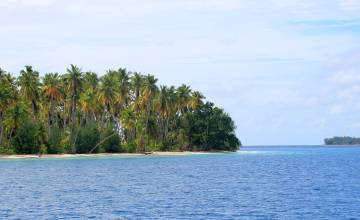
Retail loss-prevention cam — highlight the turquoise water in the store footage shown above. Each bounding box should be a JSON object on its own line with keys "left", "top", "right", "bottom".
{"left": 0, "top": 146, "right": 359, "bottom": 219}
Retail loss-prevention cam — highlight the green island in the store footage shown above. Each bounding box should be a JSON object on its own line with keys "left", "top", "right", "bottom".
{"left": 324, "top": 136, "right": 360, "bottom": 145}
{"left": 0, "top": 65, "right": 240, "bottom": 155}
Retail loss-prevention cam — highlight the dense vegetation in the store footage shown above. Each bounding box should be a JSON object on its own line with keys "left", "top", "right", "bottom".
{"left": 0, "top": 65, "right": 240, "bottom": 154}
{"left": 324, "top": 136, "right": 360, "bottom": 145}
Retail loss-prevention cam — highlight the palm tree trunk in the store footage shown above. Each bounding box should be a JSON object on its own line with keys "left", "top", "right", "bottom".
{"left": 164, "top": 118, "right": 169, "bottom": 144}
{"left": 8, "top": 128, "right": 14, "bottom": 146}
{"left": 89, "top": 133, "right": 116, "bottom": 153}
{"left": 0, "top": 112, "right": 3, "bottom": 146}
{"left": 145, "top": 103, "right": 151, "bottom": 151}
{"left": 72, "top": 96, "right": 76, "bottom": 129}
{"left": 48, "top": 99, "right": 54, "bottom": 137}
{"left": 31, "top": 101, "right": 36, "bottom": 122}
{"left": 48, "top": 115, "right": 51, "bottom": 137}
{"left": 63, "top": 100, "right": 67, "bottom": 132}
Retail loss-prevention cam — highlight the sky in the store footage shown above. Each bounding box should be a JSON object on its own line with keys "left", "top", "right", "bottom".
{"left": 1, "top": 0, "right": 360, "bottom": 145}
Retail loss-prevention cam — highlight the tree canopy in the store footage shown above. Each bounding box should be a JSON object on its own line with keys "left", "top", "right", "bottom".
{"left": 0, "top": 66, "right": 241, "bottom": 154}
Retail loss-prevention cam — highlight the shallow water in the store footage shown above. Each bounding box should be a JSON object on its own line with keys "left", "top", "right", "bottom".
{"left": 0, "top": 146, "right": 359, "bottom": 219}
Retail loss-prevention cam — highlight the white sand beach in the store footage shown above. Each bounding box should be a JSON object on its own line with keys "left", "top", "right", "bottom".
{"left": 0, "top": 151, "right": 226, "bottom": 160}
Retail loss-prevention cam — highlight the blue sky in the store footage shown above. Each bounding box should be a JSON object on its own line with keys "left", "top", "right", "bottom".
{"left": 1, "top": 0, "right": 360, "bottom": 145}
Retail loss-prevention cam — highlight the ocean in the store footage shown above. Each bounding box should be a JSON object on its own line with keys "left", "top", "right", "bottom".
{"left": 0, "top": 146, "right": 359, "bottom": 219}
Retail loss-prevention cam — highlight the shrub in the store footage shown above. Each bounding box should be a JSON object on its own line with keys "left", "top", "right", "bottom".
{"left": 100, "top": 126, "right": 122, "bottom": 153}
{"left": 75, "top": 123, "right": 100, "bottom": 153}
{"left": 0, "top": 146, "right": 15, "bottom": 155}
{"left": 47, "top": 127, "right": 64, "bottom": 154}
{"left": 124, "top": 142, "right": 136, "bottom": 153}
{"left": 11, "top": 122, "right": 40, "bottom": 154}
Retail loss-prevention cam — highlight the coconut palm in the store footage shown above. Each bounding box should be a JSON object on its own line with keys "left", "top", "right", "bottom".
{"left": 42, "top": 73, "right": 62, "bottom": 135}
{"left": 83, "top": 71, "right": 98, "bottom": 90}
{"left": 189, "top": 91, "right": 204, "bottom": 111}
{"left": 176, "top": 84, "right": 192, "bottom": 115}
{"left": 130, "top": 72, "right": 144, "bottom": 138}
{"left": 79, "top": 88, "right": 99, "bottom": 124}
{"left": 117, "top": 69, "right": 130, "bottom": 108}
{"left": 98, "top": 71, "right": 118, "bottom": 122}
{"left": 60, "top": 75, "right": 70, "bottom": 132}
{"left": 120, "top": 107, "right": 136, "bottom": 141}
{"left": 131, "top": 72, "right": 143, "bottom": 101}
{"left": 142, "top": 75, "right": 158, "bottom": 140}
{"left": 142, "top": 75, "right": 158, "bottom": 106}
{"left": 65, "top": 64, "right": 83, "bottom": 129}
{"left": 3, "top": 101, "right": 28, "bottom": 144}
{"left": 0, "top": 66, "right": 241, "bottom": 154}
{"left": 156, "top": 86, "right": 172, "bottom": 143}
{"left": 18, "top": 66, "right": 41, "bottom": 122}
{"left": 0, "top": 71, "right": 17, "bottom": 146}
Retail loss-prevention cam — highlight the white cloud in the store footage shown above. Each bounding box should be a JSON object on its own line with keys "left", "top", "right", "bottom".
{"left": 338, "top": 0, "right": 360, "bottom": 10}
{"left": 1, "top": 0, "right": 360, "bottom": 145}
{"left": 0, "top": 0, "right": 54, "bottom": 7}
{"left": 329, "top": 105, "right": 344, "bottom": 115}
{"left": 335, "top": 85, "right": 360, "bottom": 100}
{"left": 329, "top": 70, "right": 360, "bottom": 84}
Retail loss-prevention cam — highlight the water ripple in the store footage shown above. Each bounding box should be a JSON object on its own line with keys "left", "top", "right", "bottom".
{"left": 0, "top": 146, "right": 359, "bottom": 219}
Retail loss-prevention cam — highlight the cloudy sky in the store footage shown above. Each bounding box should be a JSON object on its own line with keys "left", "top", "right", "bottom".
{"left": 1, "top": 0, "right": 360, "bottom": 145}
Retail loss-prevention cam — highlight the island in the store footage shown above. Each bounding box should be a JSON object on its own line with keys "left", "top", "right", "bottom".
{"left": 324, "top": 136, "right": 360, "bottom": 145}
{"left": 0, "top": 65, "right": 241, "bottom": 155}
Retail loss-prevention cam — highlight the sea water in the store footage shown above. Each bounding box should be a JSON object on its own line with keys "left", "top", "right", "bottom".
{"left": 0, "top": 146, "right": 359, "bottom": 219}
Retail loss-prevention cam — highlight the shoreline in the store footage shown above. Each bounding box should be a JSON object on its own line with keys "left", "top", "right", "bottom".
{"left": 0, "top": 151, "right": 231, "bottom": 160}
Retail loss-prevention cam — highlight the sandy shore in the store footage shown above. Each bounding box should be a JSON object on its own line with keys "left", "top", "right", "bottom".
{"left": 0, "top": 151, "right": 226, "bottom": 160}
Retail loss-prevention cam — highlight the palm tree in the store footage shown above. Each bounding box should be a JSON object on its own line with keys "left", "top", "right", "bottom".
{"left": 141, "top": 74, "right": 158, "bottom": 150}
{"left": 142, "top": 75, "right": 158, "bottom": 109}
{"left": 189, "top": 91, "right": 204, "bottom": 111}
{"left": 3, "top": 101, "right": 28, "bottom": 145}
{"left": 81, "top": 72, "right": 99, "bottom": 123}
{"left": 130, "top": 72, "right": 144, "bottom": 140}
{"left": 99, "top": 71, "right": 118, "bottom": 125}
{"left": 176, "top": 84, "right": 192, "bottom": 115}
{"left": 156, "top": 86, "right": 172, "bottom": 144}
{"left": 60, "top": 75, "right": 70, "bottom": 132}
{"left": 116, "top": 68, "right": 130, "bottom": 108}
{"left": 131, "top": 72, "right": 143, "bottom": 101}
{"left": 83, "top": 71, "right": 98, "bottom": 90}
{"left": 80, "top": 88, "right": 99, "bottom": 124}
{"left": 42, "top": 73, "right": 62, "bottom": 135}
{"left": 0, "top": 70, "right": 17, "bottom": 146}
{"left": 18, "top": 66, "right": 41, "bottom": 122}
{"left": 120, "top": 108, "right": 136, "bottom": 142}
{"left": 174, "top": 84, "right": 193, "bottom": 150}
{"left": 0, "top": 65, "right": 239, "bottom": 154}
{"left": 65, "top": 64, "right": 83, "bottom": 130}
{"left": 114, "top": 69, "right": 131, "bottom": 138}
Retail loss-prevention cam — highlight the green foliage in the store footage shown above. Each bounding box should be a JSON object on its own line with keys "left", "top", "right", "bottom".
{"left": 0, "top": 65, "right": 241, "bottom": 154}
{"left": 47, "top": 127, "right": 65, "bottom": 154}
{"left": 11, "top": 121, "right": 41, "bottom": 154}
{"left": 124, "top": 142, "right": 137, "bottom": 153}
{"left": 0, "top": 146, "right": 15, "bottom": 155}
{"left": 100, "top": 126, "right": 122, "bottom": 153}
{"left": 39, "top": 144, "right": 47, "bottom": 154}
{"left": 186, "top": 102, "right": 241, "bottom": 151}
{"left": 75, "top": 123, "right": 100, "bottom": 153}
{"left": 324, "top": 137, "right": 360, "bottom": 145}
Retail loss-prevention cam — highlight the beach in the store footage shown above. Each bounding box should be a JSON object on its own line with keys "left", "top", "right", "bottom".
{"left": 0, "top": 151, "right": 221, "bottom": 160}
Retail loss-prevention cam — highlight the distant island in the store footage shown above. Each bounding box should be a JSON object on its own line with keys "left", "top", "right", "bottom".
{"left": 0, "top": 65, "right": 240, "bottom": 155}
{"left": 324, "top": 136, "right": 360, "bottom": 145}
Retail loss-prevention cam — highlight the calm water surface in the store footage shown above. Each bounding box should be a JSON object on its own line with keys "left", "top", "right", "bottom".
{"left": 0, "top": 146, "right": 359, "bottom": 219}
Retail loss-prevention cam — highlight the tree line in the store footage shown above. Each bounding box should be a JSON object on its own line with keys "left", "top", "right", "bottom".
{"left": 324, "top": 136, "right": 360, "bottom": 145}
{"left": 0, "top": 65, "right": 240, "bottom": 154}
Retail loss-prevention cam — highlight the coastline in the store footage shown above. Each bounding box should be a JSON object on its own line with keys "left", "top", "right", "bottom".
{"left": 0, "top": 151, "right": 230, "bottom": 160}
